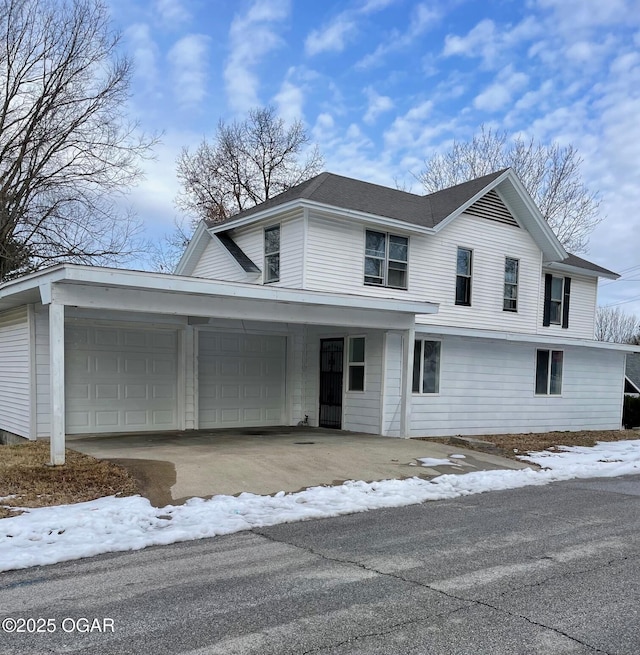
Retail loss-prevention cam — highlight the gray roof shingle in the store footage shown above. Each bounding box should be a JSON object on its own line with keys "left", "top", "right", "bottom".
{"left": 560, "top": 253, "right": 618, "bottom": 278}
{"left": 207, "top": 169, "right": 508, "bottom": 229}
{"left": 627, "top": 353, "right": 640, "bottom": 388}
{"left": 207, "top": 170, "right": 616, "bottom": 279}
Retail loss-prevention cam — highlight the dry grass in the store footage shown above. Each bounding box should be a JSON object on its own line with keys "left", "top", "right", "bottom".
{"left": 0, "top": 441, "right": 139, "bottom": 519}
{"left": 424, "top": 429, "right": 640, "bottom": 460}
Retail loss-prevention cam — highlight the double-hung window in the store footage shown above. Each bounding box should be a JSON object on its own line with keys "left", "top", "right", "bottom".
{"left": 535, "top": 349, "right": 563, "bottom": 395}
{"left": 264, "top": 225, "right": 280, "bottom": 283}
{"left": 347, "top": 336, "right": 365, "bottom": 391}
{"left": 503, "top": 257, "right": 519, "bottom": 312}
{"left": 455, "top": 247, "right": 472, "bottom": 306}
{"left": 364, "top": 230, "right": 408, "bottom": 289}
{"left": 412, "top": 340, "right": 441, "bottom": 394}
{"left": 543, "top": 274, "right": 571, "bottom": 328}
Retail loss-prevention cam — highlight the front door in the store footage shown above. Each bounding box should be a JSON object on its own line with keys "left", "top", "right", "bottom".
{"left": 319, "top": 338, "right": 344, "bottom": 428}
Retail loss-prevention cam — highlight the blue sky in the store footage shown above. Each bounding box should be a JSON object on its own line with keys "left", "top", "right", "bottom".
{"left": 108, "top": 0, "right": 640, "bottom": 315}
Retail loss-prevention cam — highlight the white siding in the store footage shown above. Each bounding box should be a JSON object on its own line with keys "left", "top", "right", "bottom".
{"left": 306, "top": 211, "right": 550, "bottom": 334}
{"left": 190, "top": 213, "right": 304, "bottom": 287}
{"left": 286, "top": 324, "right": 305, "bottom": 424}
{"left": 382, "top": 332, "right": 403, "bottom": 437}
{"left": 0, "top": 306, "right": 31, "bottom": 438}
{"left": 35, "top": 304, "right": 50, "bottom": 438}
{"left": 192, "top": 236, "right": 248, "bottom": 282}
{"left": 343, "top": 331, "right": 382, "bottom": 433}
{"left": 278, "top": 215, "right": 304, "bottom": 288}
{"left": 408, "top": 335, "right": 624, "bottom": 437}
{"left": 417, "top": 214, "right": 543, "bottom": 332}
{"left": 183, "top": 326, "right": 196, "bottom": 430}
{"left": 536, "top": 272, "right": 597, "bottom": 339}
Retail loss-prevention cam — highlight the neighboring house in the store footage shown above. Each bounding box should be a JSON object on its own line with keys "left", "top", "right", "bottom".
{"left": 626, "top": 353, "right": 640, "bottom": 396}
{"left": 0, "top": 168, "right": 635, "bottom": 464}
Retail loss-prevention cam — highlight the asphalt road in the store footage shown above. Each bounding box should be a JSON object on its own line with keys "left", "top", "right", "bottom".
{"left": 2, "top": 476, "right": 640, "bottom": 655}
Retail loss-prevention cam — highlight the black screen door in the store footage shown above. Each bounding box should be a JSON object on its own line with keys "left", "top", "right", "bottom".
{"left": 319, "top": 338, "right": 344, "bottom": 429}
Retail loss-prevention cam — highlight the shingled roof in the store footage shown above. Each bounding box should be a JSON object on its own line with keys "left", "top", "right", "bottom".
{"left": 207, "top": 169, "right": 508, "bottom": 229}
{"left": 206, "top": 169, "right": 615, "bottom": 278}
{"left": 561, "top": 253, "right": 618, "bottom": 278}
{"left": 627, "top": 353, "right": 640, "bottom": 391}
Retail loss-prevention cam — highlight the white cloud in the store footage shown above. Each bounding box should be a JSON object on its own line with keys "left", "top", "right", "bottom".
{"left": 534, "top": 0, "right": 632, "bottom": 34}
{"left": 363, "top": 86, "right": 394, "bottom": 124}
{"left": 224, "top": 0, "right": 290, "bottom": 112}
{"left": 274, "top": 79, "right": 305, "bottom": 124}
{"left": 383, "top": 100, "right": 435, "bottom": 150}
{"left": 359, "top": 0, "right": 398, "bottom": 13}
{"left": 167, "top": 34, "right": 211, "bottom": 108}
{"left": 305, "top": 14, "right": 356, "bottom": 56}
{"left": 305, "top": 0, "right": 395, "bottom": 57}
{"left": 443, "top": 19, "right": 497, "bottom": 58}
{"left": 154, "top": 0, "right": 190, "bottom": 27}
{"left": 443, "top": 16, "right": 543, "bottom": 69}
{"left": 473, "top": 66, "right": 529, "bottom": 112}
{"left": 125, "top": 23, "right": 160, "bottom": 92}
{"left": 357, "top": 3, "right": 440, "bottom": 68}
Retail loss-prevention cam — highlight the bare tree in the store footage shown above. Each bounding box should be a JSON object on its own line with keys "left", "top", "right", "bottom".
{"left": 595, "top": 306, "right": 640, "bottom": 343}
{"left": 418, "top": 126, "right": 602, "bottom": 253}
{"left": 176, "top": 106, "right": 323, "bottom": 224}
{"left": 0, "top": 0, "right": 156, "bottom": 280}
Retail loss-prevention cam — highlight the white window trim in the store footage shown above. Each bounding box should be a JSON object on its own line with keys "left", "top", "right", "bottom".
{"left": 363, "top": 228, "right": 409, "bottom": 290}
{"left": 264, "top": 224, "right": 280, "bottom": 284}
{"left": 534, "top": 348, "right": 564, "bottom": 396}
{"left": 346, "top": 335, "right": 366, "bottom": 393}
{"left": 455, "top": 246, "right": 473, "bottom": 306}
{"left": 412, "top": 339, "right": 441, "bottom": 395}
{"left": 549, "top": 276, "right": 564, "bottom": 325}
{"left": 503, "top": 257, "right": 519, "bottom": 313}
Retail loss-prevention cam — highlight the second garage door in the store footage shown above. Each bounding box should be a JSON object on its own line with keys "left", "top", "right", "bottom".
{"left": 198, "top": 331, "right": 286, "bottom": 428}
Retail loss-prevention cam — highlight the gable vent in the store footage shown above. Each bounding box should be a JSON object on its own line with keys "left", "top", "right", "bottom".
{"left": 465, "top": 189, "right": 519, "bottom": 227}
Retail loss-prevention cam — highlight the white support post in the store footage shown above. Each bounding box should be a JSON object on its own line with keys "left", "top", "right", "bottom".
{"left": 399, "top": 326, "right": 415, "bottom": 438}
{"left": 49, "top": 302, "right": 66, "bottom": 465}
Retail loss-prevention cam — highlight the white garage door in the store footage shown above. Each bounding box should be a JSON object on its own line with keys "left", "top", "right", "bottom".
{"left": 65, "top": 325, "right": 179, "bottom": 434}
{"left": 198, "top": 331, "right": 286, "bottom": 428}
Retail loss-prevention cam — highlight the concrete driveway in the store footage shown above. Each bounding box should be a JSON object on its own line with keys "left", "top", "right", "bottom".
{"left": 68, "top": 427, "right": 528, "bottom": 506}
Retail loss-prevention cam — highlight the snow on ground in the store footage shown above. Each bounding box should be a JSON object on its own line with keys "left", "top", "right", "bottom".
{"left": 417, "top": 457, "right": 459, "bottom": 467}
{"left": 1, "top": 439, "right": 640, "bottom": 572}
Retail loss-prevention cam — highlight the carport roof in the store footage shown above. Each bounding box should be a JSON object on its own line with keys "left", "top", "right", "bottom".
{"left": 0, "top": 264, "right": 437, "bottom": 329}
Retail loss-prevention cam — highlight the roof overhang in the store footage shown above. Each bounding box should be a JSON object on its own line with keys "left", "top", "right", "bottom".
{"left": 207, "top": 199, "right": 436, "bottom": 237}
{"left": 544, "top": 261, "right": 619, "bottom": 280}
{"left": 414, "top": 321, "right": 640, "bottom": 352}
{"left": 0, "top": 265, "right": 438, "bottom": 330}
{"left": 174, "top": 220, "right": 210, "bottom": 276}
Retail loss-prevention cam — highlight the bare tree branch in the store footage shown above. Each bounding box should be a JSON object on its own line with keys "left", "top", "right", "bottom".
{"left": 595, "top": 306, "right": 640, "bottom": 343}
{"left": 175, "top": 106, "right": 323, "bottom": 225}
{"left": 417, "top": 126, "right": 602, "bottom": 253}
{"left": 156, "top": 106, "right": 323, "bottom": 273}
{"left": 0, "top": 0, "right": 157, "bottom": 280}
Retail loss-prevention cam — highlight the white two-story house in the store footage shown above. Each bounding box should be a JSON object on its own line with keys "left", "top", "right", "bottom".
{"left": 0, "top": 168, "right": 631, "bottom": 463}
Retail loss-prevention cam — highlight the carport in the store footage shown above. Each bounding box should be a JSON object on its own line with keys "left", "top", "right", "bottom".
{"left": 0, "top": 265, "right": 438, "bottom": 465}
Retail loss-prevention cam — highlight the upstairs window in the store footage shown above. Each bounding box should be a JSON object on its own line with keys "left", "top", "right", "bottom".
{"left": 543, "top": 274, "right": 571, "bottom": 328}
{"left": 347, "top": 336, "right": 365, "bottom": 391}
{"left": 455, "top": 247, "right": 472, "bottom": 306}
{"left": 503, "top": 257, "right": 519, "bottom": 312}
{"left": 364, "top": 230, "right": 408, "bottom": 289}
{"left": 412, "top": 340, "right": 441, "bottom": 394}
{"left": 535, "top": 349, "right": 563, "bottom": 395}
{"left": 264, "top": 225, "right": 280, "bottom": 283}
